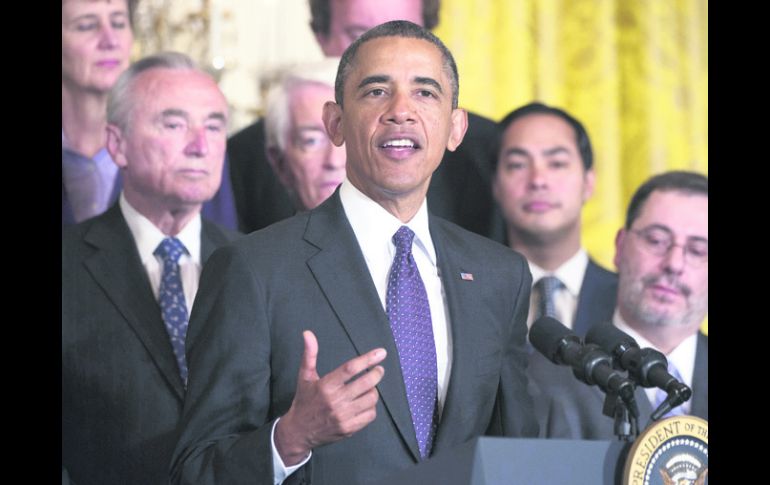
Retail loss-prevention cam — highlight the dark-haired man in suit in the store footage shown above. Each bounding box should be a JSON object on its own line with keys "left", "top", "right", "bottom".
{"left": 494, "top": 102, "right": 618, "bottom": 338}
{"left": 528, "top": 171, "right": 708, "bottom": 439}
{"left": 62, "top": 52, "right": 240, "bottom": 485}
{"left": 172, "top": 20, "right": 537, "bottom": 485}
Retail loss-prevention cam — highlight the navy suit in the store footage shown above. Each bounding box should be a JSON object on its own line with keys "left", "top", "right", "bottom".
{"left": 171, "top": 190, "right": 538, "bottom": 485}
{"left": 527, "top": 331, "right": 708, "bottom": 439}
{"left": 572, "top": 259, "right": 618, "bottom": 337}
{"left": 62, "top": 204, "right": 240, "bottom": 485}
{"left": 226, "top": 119, "right": 295, "bottom": 233}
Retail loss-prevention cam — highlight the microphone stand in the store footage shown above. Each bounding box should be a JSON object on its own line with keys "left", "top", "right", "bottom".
{"left": 602, "top": 387, "right": 639, "bottom": 441}
{"left": 574, "top": 344, "right": 639, "bottom": 441}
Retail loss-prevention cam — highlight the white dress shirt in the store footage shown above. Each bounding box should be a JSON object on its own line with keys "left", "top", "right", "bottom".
{"left": 527, "top": 249, "right": 589, "bottom": 330}
{"left": 339, "top": 179, "right": 453, "bottom": 409}
{"left": 119, "top": 193, "right": 203, "bottom": 310}
{"left": 272, "top": 179, "right": 453, "bottom": 484}
{"left": 613, "top": 310, "right": 697, "bottom": 415}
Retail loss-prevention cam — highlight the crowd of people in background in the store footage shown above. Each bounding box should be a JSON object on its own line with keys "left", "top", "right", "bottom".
{"left": 62, "top": 1, "right": 707, "bottom": 484}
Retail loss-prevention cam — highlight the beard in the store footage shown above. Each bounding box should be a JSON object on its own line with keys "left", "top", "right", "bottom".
{"left": 618, "top": 271, "right": 708, "bottom": 328}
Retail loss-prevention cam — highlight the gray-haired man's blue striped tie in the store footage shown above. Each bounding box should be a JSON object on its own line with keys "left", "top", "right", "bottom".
{"left": 154, "top": 237, "right": 190, "bottom": 384}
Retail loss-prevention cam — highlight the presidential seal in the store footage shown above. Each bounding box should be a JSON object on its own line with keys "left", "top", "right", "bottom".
{"left": 622, "top": 415, "right": 708, "bottom": 485}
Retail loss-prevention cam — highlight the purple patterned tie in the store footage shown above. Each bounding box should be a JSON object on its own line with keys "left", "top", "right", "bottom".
{"left": 154, "top": 237, "right": 190, "bottom": 383}
{"left": 386, "top": 226, "right": 438, "bottom": 459}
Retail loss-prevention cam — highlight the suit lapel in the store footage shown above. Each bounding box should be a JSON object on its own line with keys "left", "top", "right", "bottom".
{"left": 573, "top": 260, "right": 618, "bottom": 336}
{"left": 200, "top": 219, "right": 234, "bottom": 263}
{"left": 303, "top": 194, "right": 422, "bottom": 461}
{"left": 635, "top": 385, "right": 655, "bottom": 430}
{"left": 690, "top": 333, "right": 708, "bottom": 419}
{"left": 83, "top": 206, "right": 186, "bottom": 400}
{"left": 62, "top": 178, "right": 75, "bottom": 225}
{"left": 573, "top": 261, "right": 599, "bottom": 335}
{"left": 427, "top": 219, "right": 483, "bottom": 453}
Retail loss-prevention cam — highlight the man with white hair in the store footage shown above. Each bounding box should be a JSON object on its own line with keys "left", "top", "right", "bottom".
{"left": 263, "top": 59, "right": 346, "bottom": 211}
{"left": 62, "top": 52, "right": 240, "bottom": 484}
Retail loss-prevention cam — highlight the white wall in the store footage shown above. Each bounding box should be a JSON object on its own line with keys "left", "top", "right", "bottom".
{"left": 133, "top": 0, "right": 326, "bottom": 133}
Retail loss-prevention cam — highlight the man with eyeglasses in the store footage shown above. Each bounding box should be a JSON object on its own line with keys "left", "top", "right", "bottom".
{"left": 527, "top": 170, "right": 708, "bottom": 438}
{"left": 264, "top": 58, "right": 346, "bottom": 212}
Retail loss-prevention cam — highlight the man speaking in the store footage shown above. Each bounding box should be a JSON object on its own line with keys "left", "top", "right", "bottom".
{"left": 171, "top": 21, "right": 538, "bottom": 485}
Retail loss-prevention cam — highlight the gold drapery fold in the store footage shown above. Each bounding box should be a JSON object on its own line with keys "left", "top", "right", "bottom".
{"left": 435, "top": 0, "right": 707, "bottom": 332}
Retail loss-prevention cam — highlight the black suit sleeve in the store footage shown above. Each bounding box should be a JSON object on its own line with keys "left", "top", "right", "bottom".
{"left": 170, "top": 244, "right": 286, "bottom": 485}
{"left": 227, "top": 120, "right": 295, "bottom": 233}
{"left": 488, "top": 254, "right": 539, "bottom": 438}
{"left": 428, "top": 112, "right": 505, "bottom": 241}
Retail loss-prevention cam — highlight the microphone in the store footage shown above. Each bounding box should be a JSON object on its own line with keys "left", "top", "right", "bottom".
{"left": 585, "top": 324, "right": 692, "bottom": 420}
{"left": 530, "top": 316, "right": 637, "bottom": 415}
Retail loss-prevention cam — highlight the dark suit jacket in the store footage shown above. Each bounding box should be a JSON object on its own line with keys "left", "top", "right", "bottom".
{"left": 227, "top": 112, "right": 503, "bottom": 240}
{"left": 572, "top": 259, "right": 618, "bottom": 337}
{"left": 62, "top": 204, "right": 240, "bottom": 485}
{"left": 527, "top": 331, "right": 708, "bottom": 440}
{"left": 170, "top": 190, "right": 538, "bottom": 485}
{"left": 226, "top": 119, "right": 296, "bottom": 233}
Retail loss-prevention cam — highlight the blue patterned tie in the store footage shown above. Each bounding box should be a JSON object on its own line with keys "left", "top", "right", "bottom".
{"left": 154, "top": 237, "right": 190, "bottom": 383}
{"left": 386, "top": 226, "right": 438, "bottom": 459}
{"left": 653, "top": 361, "right": 686, "bottom": 418}
{"left": 536, "top": 276, "right": 563, "bottom": 320}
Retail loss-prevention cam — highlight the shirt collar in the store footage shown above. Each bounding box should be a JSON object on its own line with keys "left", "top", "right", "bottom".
{"left": 339, "top": 178, "right": 436, "bottom": 266}
{"left": 528, "top": 248, "right": 589, "bottom": 296}
{"left": 119, "top": 192, "right": 202, "bottom": 265}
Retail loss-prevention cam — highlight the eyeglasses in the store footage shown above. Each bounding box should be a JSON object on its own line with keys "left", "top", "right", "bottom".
{"left": 630, "top": 226, "right": 708, "bottom": 266}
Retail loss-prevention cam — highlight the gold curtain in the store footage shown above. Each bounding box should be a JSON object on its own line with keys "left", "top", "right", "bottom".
{"left": 434, "top": 0, "right": 708, "bottom": 333}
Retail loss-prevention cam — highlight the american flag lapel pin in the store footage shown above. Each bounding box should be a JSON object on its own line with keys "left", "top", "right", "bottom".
{"left": 460, "top": 272, "right": 474, "bottom": 281}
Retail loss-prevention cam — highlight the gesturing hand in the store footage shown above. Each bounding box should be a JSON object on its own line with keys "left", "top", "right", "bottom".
{"left": 275, "top": 330, "right": 387, "bottom": 466}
